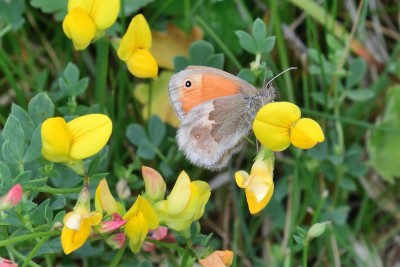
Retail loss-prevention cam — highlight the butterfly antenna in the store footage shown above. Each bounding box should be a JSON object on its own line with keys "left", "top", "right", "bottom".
{"left": 265, "top": 67, "right": 297, "bottom": 88}
{"left": 262, "top": 68, "right": 271, "bottom": 87}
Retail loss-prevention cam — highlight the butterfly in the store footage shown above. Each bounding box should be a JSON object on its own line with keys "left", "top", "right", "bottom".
{"left": 168, "top": 65, "right": 276, "bottom": 171}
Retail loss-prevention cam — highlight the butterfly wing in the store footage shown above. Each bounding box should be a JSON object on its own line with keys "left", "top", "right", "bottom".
{"left": 177, "top": 94, "right": 253, "bottom": 170}
{"left": 168, "top": 66, "right": 259, "bottom": 119}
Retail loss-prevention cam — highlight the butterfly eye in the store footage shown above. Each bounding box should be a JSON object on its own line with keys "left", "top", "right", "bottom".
{"left": 184, "top": 80, "right": 192, "bottom": 88}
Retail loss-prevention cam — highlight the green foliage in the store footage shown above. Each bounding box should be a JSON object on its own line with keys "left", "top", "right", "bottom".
{"left": 174, "top": 40, "right": 224, "bottom": 72}
{"left": 30, "top": 0, "right": 67, "bottom": 21}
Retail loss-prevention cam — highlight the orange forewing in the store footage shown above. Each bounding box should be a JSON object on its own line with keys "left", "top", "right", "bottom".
{"left": 180, "top": 73, "right": 240, "bottom": 113}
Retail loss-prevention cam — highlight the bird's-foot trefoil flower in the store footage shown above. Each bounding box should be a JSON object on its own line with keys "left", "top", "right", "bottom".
{"left": 253, "top": 102, "right": 325, "bottom": 151}
{"left": 154, "top": 171, "right": 211, "bottom": 231}
{"left": 142, "top": 166, "right": 166, "bottom": 203}
{"left": 41, "top": 114, "right": 112, "bottom": 175}
{"left": 63, "top": 0, "right": 120, "bottom": 50}
{"left": 235, "top": 147, "right": 274, "bottom": 214}
{"left": 105, "top": 232, "right": 127, "bottom": 250}
{"left": 123, "top": 196, "right": 159, "bottom": 253}
{"left": 95, "top": 178, "right": 124, "bottom": 216}
{"left": 61, "top": 186, "right": 103, "bottom": 254}
{"left": 199, "top": 250, "right": 234, "bottom": 267}
{"left": 117, "top": 14, "right": 158, "bottom": 78}
{"left": 0, "top": 257, "right": 18, "bottom": 267}
{"left": 0, "top": 184, "right": 22, "bottom": 211}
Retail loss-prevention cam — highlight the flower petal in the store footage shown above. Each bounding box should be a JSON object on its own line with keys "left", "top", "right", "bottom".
{"left": 138, "top": 196, "right": 159, "bottom": 229}
{"left": 235, "top": 171, "right": 250, "bottom": 188}
{"left": 163, "top": 171, "right": 191, "bottom": 215}
{"left": 125, "top": 49, "right": 158, "bottom": 78}
{"left": 290, "top": 118, "right": 325, "bottom": 149}
{"left": 95, "top": 178, "right": 118, "bottom": 215}
{"left": 253, "top": 102, "right": 300, "bottom": 151}
{"left": 88, "top": 0, "right": 120, "bottom": 30}
{"left": 41, "top": 117, "right": 72, "bottom": 162}
{"left": 62, "top": 7, "right": 96, "bottom": 50}
{"left": 125, "top": 212, "right": 148, "bottom": 253}
{"left": 246, "top": 181, "right": 274, "bottom": 214}
{"left": 142, "top": 166, "right": 166, "bottom": 202}
{"left": 68, "top": 114, "right": 112, "bottom": 159}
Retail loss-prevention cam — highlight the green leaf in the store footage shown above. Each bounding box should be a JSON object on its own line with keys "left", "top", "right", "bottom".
{"left": 368, "top": 85, "right": 400, "bottom": 182}
{"left": 59, "top": 63, "right": 89, "bottom": 97}
{"left": 30, "top": 0, "right": 67, "bottom": 21}
{"left": 0, "top": 162, "right": 12, "bottom": 192}
{"left": 173, "top": 56, "right": 191, "bottom": 72}
{"left": 30, "top": 199, "right": 50, "bottom": 226}
{"left": 126, "top": 124, "right": 150, "bottom": 146}
{"left": 339, "top": 176, "right": 357, "bottom": 191}
{"left": 148, "top": 116, "right": 166, "bottom": 146}
{"left": 23, "top": 125, "right": 42, "bottom": 163}
{"left": 323, "top": 206, "right": 349, "bottom": 225}
{"left": 261, "top": 36, "right": 276, "bottom": 54}
{"left": 252, "top": 18, "right": 267, "bottom": 50}
{"left": 0, "top": 0, "right": 25, "bottom": 30}
{"left": 50, "top": 196, "right": 66, "bottom": 210}
{"left": 54, "top": 210, "right": 66, "bottom": 224}
{"left": 293, "top": 235, "right": 304, "bottom": 245}
{"left": 205, "top": 54, "right": 224, "bottom": 69}
{"left": 189, "top": 41, "right": 214, "bottom": 65}
{"left": 14, "top": 172, "right": 31, "bottom": 184}
{"left": 235, "top": 30, "right": 257, "bottom": 54}
{"left": 346, "top": 58, "right": 366, "bottom": 88}
{"left": 137, "top": 145, "right": 155, "bottom": 159}
{"left": 2, "top": 115, "right": 25, "bottom": 162}
{"left": 237, "top": 68, "right": 256, "bottom": 84}
{"left": 124, "top": 0, "right": 155, "bottom": 15}
{"left": 346, "top": 89, "right": 375, "bottom": 101}
{"left": 11, "top": 103, "right": 35, "bottom": 139}
{"left": 28, "top": 92, "right": 54, "bottom": 125}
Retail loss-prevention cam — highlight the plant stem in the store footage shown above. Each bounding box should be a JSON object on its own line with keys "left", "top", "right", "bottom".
{"left": 144, "top": 238, "right": 187, "bottom": 254}
{"left": 24, "top": 186, "right": 82, "bottom": 194}
{"left": 109, "top": 241, "right": 127, "bottom": 267}
{"left": 302, "top": 241, "right": 309, "bottom": 267}
{"left": 22, "top": 237, "right": 50, "bottom": 267}
{"left": 0, "top": 231, "right": 59, "bottom": 247}
{"left": 6, "top": 246, "right": 41, "bottom": 267}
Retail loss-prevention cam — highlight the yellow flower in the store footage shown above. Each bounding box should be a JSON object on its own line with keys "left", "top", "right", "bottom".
{"left": 235, "top": 148, "right": 274, "bottom": 214}
{"left": 154, "top": 171, "right": 211, "bottom": 231}
{"left": 253, "top": 102, "right": 325, "bottom": 151}
{"left": 117, "top": 14, "right": 158, "bottom": 78}
{"left": 63, "top": 0, "right": 120, "bottom": 50}
{"left": 123, "top": 196, "right": 159, "bottom": 253}
{"left": 142, "top": 166, "right": 166, "bottom": 203}
{"left": 41, "top": 114, "right": 112, "bottom": 172}
{"left": 95, "top": 178, "right": 124, "bottom": 215}
{"left": 61, "top": 186, "right": 102, "bottom": 254}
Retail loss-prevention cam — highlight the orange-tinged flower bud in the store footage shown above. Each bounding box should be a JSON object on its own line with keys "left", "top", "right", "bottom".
{"left": 142, "top": 166, "right": 166, "bottom": 203}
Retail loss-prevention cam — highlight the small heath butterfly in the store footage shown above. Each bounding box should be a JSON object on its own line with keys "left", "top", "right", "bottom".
{"left": 168, "top": 65, "right": 277, "bottom": 170}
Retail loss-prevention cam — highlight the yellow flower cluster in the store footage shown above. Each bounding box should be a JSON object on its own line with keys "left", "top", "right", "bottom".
{"left": 62, "top": 0, "right": 157, "bottom": 78}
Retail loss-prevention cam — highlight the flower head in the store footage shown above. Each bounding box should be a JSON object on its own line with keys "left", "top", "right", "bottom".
{"left": 142, "top": 226, "right": 176, "bottom": 252}
{"left": 95, "top": 178, "right": 121, "bottom": 215}
{"left": 41, "top": 114, "right": 112, "bottom": 174}
{"left": 235, "top": 148, "right": 274, "bottom": 214}
{"left": 253, "top": 102, "right": 324, "bottom": 151}
{"left": 117, "top": 14, "right": 158, "bottom": 78}
{"left": 0, "top": 184, "right": 22, "bottom": 211}
{"left": 123, "top": 196, "right": 159, "bottom": 253}
{"left": 63, "top": 0, "right": 120, "bottom": 50}
{"left": 61, "top": 186, "right": 103, "bottom": 254}
{"left": 154, "top": 171, "right": 211, "bottom": 231}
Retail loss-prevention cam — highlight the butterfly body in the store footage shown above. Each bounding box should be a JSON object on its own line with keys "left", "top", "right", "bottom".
{"left": 168, "top": 66, "right": 275, "bottom": 170}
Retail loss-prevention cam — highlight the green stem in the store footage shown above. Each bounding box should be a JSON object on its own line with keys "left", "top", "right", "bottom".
{"left": 22, "top": 237, "right": 50, "bottom": 267}
{"left": 196, "top": 16, "right": 243, "bottom": 69}
{"left": 109, "top": 241, "right": 127, "bottom": 267}
{"left": 180, "top": 252, "right": 189, "bottom": 267}
{"left": 144, "top": 238, "right": 187, "bottom": 254}
{"left": 302, "top": 241, "right": 309, "bottom": 267}
{"left": 24, "top": 186, "right": 82, "bottom": 194}
{"left": 6, "top": 246, "right": 42, "bottom": 267}
{"left": 0, "top": 231, "right": 59, "bottom": 247}
{"left": 301, "top": 108, "right": 400, "bottom": 133}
